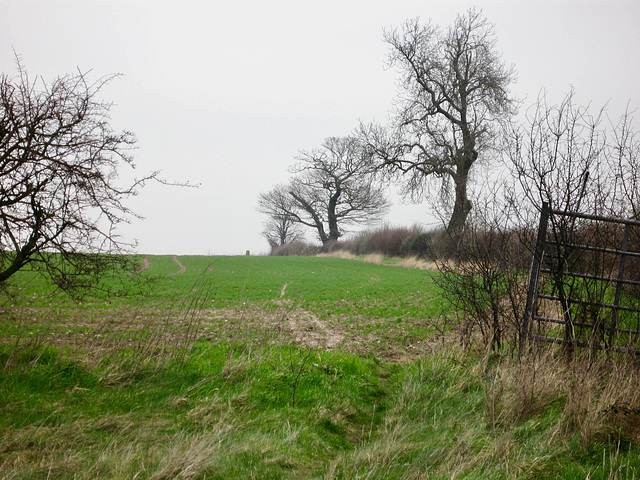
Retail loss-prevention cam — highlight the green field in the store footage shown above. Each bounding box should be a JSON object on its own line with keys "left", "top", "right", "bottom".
{"left": 1, "top": 255, "right": 639, "bottom": 479}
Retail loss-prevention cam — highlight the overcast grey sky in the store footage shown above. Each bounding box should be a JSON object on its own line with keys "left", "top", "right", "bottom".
{"left": 1, "top": 0, "right": 639, "bottom": 255}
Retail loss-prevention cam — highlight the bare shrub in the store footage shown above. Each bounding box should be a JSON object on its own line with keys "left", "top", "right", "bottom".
{"left": 339, "top": 225, "right": 424, "bottom": 257}
{"left": 505, "top": 91, "right": 640, "bottom": 357}
{"left": 366, "top": 226, "right": 418, "bottom": 257}
{"left": 405, "top": 231, "right": 441, "bottom": 258}
{"left": 270, "top": 241, "right": 319, "bottom": 256}
{"left": 435, "top": 192, "right": 530, "bottom": 354}
{"left": 0, "top": 60, "right": 164, "bottom": 295}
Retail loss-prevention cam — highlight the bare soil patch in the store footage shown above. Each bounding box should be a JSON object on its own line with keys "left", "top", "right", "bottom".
{"left": 286, "top": 310, "right": 344, "bottom": 349}
{"left": 202, "top": 305, "right": 448, "bottom": 362}
{"left": 3, "top": 301, "right": 450, "bottom": 364}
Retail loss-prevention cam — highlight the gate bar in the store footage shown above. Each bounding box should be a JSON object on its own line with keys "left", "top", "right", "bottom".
{"left": 552, "top": 209, "right": 640, "bottom": 227}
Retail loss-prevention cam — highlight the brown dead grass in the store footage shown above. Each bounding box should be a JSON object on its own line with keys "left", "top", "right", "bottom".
{"left": 396, "top": 256, "right": 439, "bottom": 270}
{"left": 319, "top": 251, "right": 439, "bottom": 271}
{"left": 318, "top": 250, "right": 357, "bottom": 260}
{"left": 362, "top": 253, "right": 385, "bottom": 265}
{"left": 487, "top": 349, "right": 640, "bottom": 447}
{"left": 487, "top": 350, "right": 566, "bottom": 428}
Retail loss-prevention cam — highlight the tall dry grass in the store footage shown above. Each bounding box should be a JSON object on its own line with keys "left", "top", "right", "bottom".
{"left": 396, "top": 255, "right": 440, "bottom": 270}
{"left": 325, "top": 344, "right": 640, "bottom": 479}
{"left": 489, "top": 349, "right": 640, "bottom": 448}
{"left": 319, "top": 250, "right": 440, "bottom": 271}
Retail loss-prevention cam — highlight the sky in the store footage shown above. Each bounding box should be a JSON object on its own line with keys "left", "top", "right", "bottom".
{"left": 1, "top": 0, "right": 639, "bottom": 255}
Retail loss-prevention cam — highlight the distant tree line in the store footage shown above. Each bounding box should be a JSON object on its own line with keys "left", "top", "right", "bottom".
{"left": 258, "top": 136, "right": 389, "bottom": 250}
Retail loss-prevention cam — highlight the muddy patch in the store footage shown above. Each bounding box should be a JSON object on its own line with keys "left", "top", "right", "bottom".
{"left": 286, "top": 310, "right": 344, "bottom": 349}
{"left": 138, "top": 256, "right": 151, "bottom": 272}
{"left": 202, "top": 306, "right": 443, "bottom": 362}
{"left": 3, "top": 304, "right": 446, "bottom": 364}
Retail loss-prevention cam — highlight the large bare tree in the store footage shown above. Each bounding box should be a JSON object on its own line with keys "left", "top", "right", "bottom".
{"left": 0, "top": 62, "right": 151, "bottom": 293}
{"left": 258, "top": 137, "right": 389, "bottom": 248}
{"left": 362, "top": 8, "right": 516, "bottom": 237}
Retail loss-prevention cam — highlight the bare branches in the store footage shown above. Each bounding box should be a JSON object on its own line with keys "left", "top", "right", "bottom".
{"left": 0, "top": 61, "right": 145, "bottom": 293}
{"left": 504, "top": 89, "right": 640, "bottom": 222}
{"left": 362, "top": 8, "right": 516, "bottom": 237}
{"left": 258, "top": 137, "right": 389, "bottom": 248}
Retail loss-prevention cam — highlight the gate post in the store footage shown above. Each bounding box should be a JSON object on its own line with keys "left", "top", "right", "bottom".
{"left": 519, "top": 202, "right": 550, "bottom": 356}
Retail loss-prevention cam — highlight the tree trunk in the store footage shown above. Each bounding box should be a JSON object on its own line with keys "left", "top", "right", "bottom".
{"left": 326, "top": 185, "right": 341, "bottom": 244}
{"left": 316, "top": 225, "right": 329, "bottom": 246}
{"left": 289, "top": 190, "right": 329, "bottom": 245}
{"left": 447, "top": 174, "right": 472, "bottom": 237}
{"left": 327, "top": 214, "right": 340, "bottom": 243}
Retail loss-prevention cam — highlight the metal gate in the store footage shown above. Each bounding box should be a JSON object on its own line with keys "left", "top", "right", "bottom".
{"left": 520, "top": 202, "right": 640, "bottom": 355}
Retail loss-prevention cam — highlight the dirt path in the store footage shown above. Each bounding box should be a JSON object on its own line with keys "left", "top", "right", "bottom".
{"left": 170, "top": 255, "right": 186, "bottom": 275}
{"left": 138, "top": 256, "right": 151, "bottom": 272}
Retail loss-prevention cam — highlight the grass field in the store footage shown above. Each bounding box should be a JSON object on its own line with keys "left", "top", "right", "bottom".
{"left": 1, "top": 255, "right": 639, "bottom": 479}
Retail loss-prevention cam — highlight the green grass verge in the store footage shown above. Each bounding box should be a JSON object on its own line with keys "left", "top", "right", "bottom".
{"left": 0, "top": 341, "right": 398, "bottom": 479}
{"left": 3, "top": 342, "right": 639, "bottom": 479}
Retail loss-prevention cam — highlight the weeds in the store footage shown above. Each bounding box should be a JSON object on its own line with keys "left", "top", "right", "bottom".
{"left": 1, "top": 315, "right": 50, "bottom": 373}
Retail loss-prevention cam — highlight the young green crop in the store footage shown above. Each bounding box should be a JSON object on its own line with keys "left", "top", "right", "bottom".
{"left": 2, "top": 255, "right": 444, "bottom": 315}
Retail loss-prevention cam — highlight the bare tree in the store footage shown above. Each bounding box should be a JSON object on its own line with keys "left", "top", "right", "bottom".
{"left": 258, "top": 137, "right": 390, "bottom": 248}
{"left": 257, "top": 184, "right": 304, "bottom": 249}
{"left": 506, "top": 90, "right": 604, "bottom": 218}
{"left": 361, "top": 8, "right": 516, "bottom": 237}
{"left": 0, "top": 62, "right": 152, "bottom": 293}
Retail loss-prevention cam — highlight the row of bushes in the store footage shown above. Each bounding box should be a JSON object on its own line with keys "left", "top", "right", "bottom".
{"left": 270, "top": 225, "right": 445, "bottom": 258}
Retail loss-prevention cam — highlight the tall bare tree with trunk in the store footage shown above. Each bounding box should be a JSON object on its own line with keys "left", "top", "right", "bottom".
{"left": 361, "top": 8, "right": 516, "bottom": 237}
{"left": 258, "top": 136, "right": 389, "bottom": 248}
{"left": 0, "top": 61, "right": 153, "bottom": 294}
